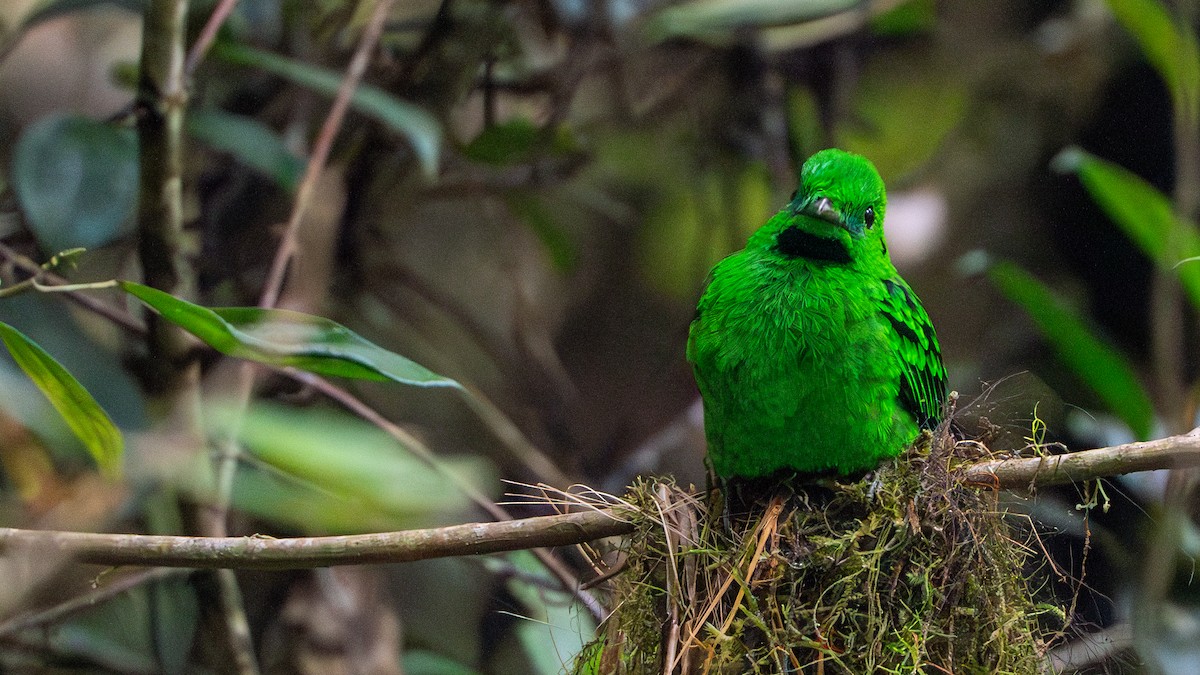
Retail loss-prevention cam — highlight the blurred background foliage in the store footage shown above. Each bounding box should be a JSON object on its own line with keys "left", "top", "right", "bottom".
{"left": 0, "top": 0, "right": 1198, "bottom": 672}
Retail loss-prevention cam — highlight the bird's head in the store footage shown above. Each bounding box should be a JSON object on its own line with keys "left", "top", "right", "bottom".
{"left": 752, "top": 148, "right": 890, "bottom": 268}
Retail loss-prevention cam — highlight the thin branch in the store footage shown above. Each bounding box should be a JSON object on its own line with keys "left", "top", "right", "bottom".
{"left": 0, "top": 242, "right": 146, "bottom": 335}
{"left": 2, "top": 431, "right": 1200, "bottom": 572}
{"left": 0, "top": 510, "right": 635, "bottom": 571}
{"left": 201, "top": 8, "right": 395, "bottom": 668}
{"left": 185, "top": 0, "right": 240, "bottom": 75}
{"left": 459, "top": 386, "right": 574, "bottom": 488}
{"left": 960, "top": 428, "right": 1200, "bottom": 489}
{"left": 0, "top": 568, "right": 189, "bottom": 638}
{"left": 290, "top": 370, "right": 605, "bottom": 620}
{"left": 258, "top": 0, "right": 395, "bottom": 309}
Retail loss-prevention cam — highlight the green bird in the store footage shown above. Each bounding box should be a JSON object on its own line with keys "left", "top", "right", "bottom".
{"left": 687, "top": 149, "right": 946, "bottom": 479}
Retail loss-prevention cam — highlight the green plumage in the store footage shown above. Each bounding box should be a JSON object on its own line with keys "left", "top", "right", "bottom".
{"left": 687, "top": 149, "right": 946, "bottom": 478}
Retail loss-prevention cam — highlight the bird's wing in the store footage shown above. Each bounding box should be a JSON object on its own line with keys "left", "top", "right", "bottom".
{"left": 880, "top": 278, "right": 947, "bottom": 426}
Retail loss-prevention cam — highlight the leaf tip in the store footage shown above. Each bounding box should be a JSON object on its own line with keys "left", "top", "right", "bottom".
{"left": 955, "top": 249, "right": 993, "bottom": 278}
{"left": 1050, "top": 146, "right": 1086, "bottom": 175}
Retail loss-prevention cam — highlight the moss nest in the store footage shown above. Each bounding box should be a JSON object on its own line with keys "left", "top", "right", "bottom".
{"left": 577, "top": 427, "right": 1066, "bottom": 674}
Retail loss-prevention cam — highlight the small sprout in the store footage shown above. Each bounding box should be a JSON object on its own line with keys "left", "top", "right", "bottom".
{"left": 43, "top": 247, "right": 87, "bottom": 271}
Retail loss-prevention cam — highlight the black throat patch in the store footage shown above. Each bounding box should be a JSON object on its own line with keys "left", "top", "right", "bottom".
{"left": 775, "top": 225, "right": 851, "bottom": 264}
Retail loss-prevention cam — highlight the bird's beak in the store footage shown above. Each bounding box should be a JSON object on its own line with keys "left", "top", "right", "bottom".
{"left": 798, "top": 196, "right": 843, "bottom": 227}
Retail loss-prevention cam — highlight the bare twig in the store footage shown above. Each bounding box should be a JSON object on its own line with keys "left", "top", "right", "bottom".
{"left": 0, "top": 242, "right": 146, "bottom": 335}
{"left": 258, "top": 0, "right": 395, "bottom": 309}
{"left": 960, "top": 428, "right": 1200, "bottom": 489}
{"left": 1046, "top": 622, "right": 1133, "bottom": 672}
{"left": 185, "top": 0, "right": 240, "bottom": 75}
{"left": 367, "top": 274, "right": 576, "bottom": 487}
{"left": 0, "top": 568, "right": 189, "bottom": 638}
{"left": 0, "top": 510, "right": 634, "bottom": 571}
{"left": 289, "top": 370, "right": 606, "bottom": 620}
{"left": 458, "top": 386, "right": 574, "bottom": 487}
{"left": 2, "top": 431, "right": 1199, "bottom": 573}
{"left": 201, "top": 7, "right": 395, "bottom": 669}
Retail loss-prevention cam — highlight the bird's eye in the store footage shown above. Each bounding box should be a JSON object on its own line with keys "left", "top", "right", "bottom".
{"left": 864, "top": 206, "right": 876, "bottom": 228}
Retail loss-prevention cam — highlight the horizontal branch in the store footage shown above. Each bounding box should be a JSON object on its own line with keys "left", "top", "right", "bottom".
{"left": 4, "top": 431, "right": 1198, "bottom": 571}
{"left": 960, "top": 428, "right": 1200, "bottom": 489}
{"left": 0, "top": 509, "right": 634, "bottom": 571}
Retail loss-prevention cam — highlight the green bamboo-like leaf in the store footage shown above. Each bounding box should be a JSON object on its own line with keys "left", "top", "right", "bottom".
{"left": 504, "top": 192, "right": 577, "bottom": 272}
{"left": 988, "top": 261, "right": 1154, "bottom": 440}
{"left": 1053, "top": 147, "right": 1200, "bottom": 310}
{"left": 120, "top": 282, "right": 460, "bottom": 389}
{"left": 0, "top": 320, "right": 122, "bottom": 476}
{"left": 402, "top": 651, "right": 481, "bottom": 675}
{"left": 214, "top": 403, "right": 488, "bottom": 532}
{"left": 646, "top": 0, "right": 858, "bottom": 42}
{"left": 1103, "top": 0, "right": 1200, "bottom": 114}
{"left": 187, "top": 109, "right": 304, "bottom": 192}
{"left": 465, "top": 119, "right": 542, "bottom": 166}
{"left": 18, "top": 0, "right": 146, "bottom": 29}
{"left": 836, "top": 53, "right": 967, "bottom": 180}
{"left": 871, "top": 0, "right": 936, "bottom": 36}
{"left": 212, "top": 42, "right": 441, "bottom": 178}
{"left": 486, "top": 551, "right": 596, "bottom": 675}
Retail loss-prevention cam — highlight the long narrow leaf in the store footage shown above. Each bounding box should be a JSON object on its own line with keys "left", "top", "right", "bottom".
{"left": 1053, "top": 147, "right": 1200, "bottom": 310}
{"left": 646, "top": 0, "right": 859, "bottom": 41}
{"left": 212, "top": 42, "right": 441, "bottom": 178}
{"left": 1103, "top": 0, "right": 1200, "bottom": 113}
{"left": 988, "top": 261, "right": 1154, "bottom": 440}
{"left": 0, "top": 320, "right": 122, "bottom": 476}
{"left": 21, "top": 0, "right": 147, "bottom": 27}
{"left": 187, "top": 109, "right": 304, "bottom": 192}
{"left": 120, "top": 282, "right": 460, "bottom": 389}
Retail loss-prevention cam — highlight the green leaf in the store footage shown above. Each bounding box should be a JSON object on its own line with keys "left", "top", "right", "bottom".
{"left": 120, "top": 282, "right": 461, "bottom": 388}
{"left": 1052, "top": 147, "right": 1200, "bottom": 310}
{"left": 213, "top": 404, "right": 490, "bottom": 532}
{"left": 871, "top": 0, "right": 936, "bottom": 36}
{"left": 212, "top": 42, "right": 442, "bottom": 178}
{"left": 1103, "top": 0, "right": 1200, "bottom": 116}
{"left": 465, "top": 119, "right": 541, "bottom": 166}
{"left": 786, "top": 85, "right": 825, "bottom": 164}
{"left": 149, "top": 575, "right": 200, "bottom": 674}
{"left": 487, "top": 551, "right": 596, "bottom": 675}
{"left": 638, "top": 161, "right": 773, "bottom": 298}
{"left": 187, "top": 109, "right": 304, "bottom": 192}
{"left": 43, "top": 578, "right": 160, "bottom": 673}
{"left": 0, "top": 320, "right": 122, "bottom": 476}
{"left": 988, "top": 261, "right": 1154, "bottom": 440}
{"left": 645, "top": 0, "right": 860, "bottom": 42}
{"left": 17, "top": 0, "right": 146, "bottom": 28}
{"left": 835, "top": 53, "right": 966, "bottom": 180}
{"left": 404, "top": 651, "right": 481, "bottom": 675}
{"left": 504, "top": 192, "right": 577, "bottom": 272}
{"left": 12, "top": 113, "right": 138, "bottom": 252}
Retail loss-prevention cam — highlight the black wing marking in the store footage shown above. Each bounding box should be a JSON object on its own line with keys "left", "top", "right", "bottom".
{"left": 881, "top": 278, "right": 947, "bottom": 427}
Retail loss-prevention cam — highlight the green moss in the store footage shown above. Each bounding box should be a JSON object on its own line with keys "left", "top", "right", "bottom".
{"left": 575, "top": 428, "right": 1063, "bottom": 674}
